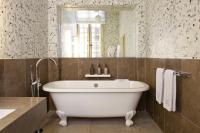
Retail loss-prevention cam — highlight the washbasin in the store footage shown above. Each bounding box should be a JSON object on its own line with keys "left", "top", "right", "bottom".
{"left": 0, "top": 109, "right": 15, "bottom": 120}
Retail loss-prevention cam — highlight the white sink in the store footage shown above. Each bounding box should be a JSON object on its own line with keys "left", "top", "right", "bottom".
{"left": 0, "top": 109, "right": 15, "bottom": 120}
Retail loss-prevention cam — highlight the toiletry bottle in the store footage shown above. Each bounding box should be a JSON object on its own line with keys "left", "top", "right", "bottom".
{"left": 104, "top": 64, "right": 108, "bottom": 75}
{"left": 97, "top": 64, "right": 101, "bottom": 75}
{"left": 90, "top": 64, "right": 95, "bottom": 75}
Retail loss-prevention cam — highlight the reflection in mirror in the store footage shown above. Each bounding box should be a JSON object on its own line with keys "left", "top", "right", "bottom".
{"left": 59, "top": 6, "right": 136, "bottom": 58}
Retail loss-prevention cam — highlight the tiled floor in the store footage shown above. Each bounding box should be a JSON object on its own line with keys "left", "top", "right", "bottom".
{"left": 43, "top": 112, "right": 163, "bottom": 133}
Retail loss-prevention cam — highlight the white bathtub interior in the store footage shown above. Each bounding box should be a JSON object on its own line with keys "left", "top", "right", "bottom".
{"left": 43, "top": 80, "right": 149, "bottom": 92}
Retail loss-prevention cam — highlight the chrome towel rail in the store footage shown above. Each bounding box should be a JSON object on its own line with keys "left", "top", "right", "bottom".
{"left": 175, "top": 71, "right": 191, "bottom": 78}
{"left": 155, "top": 68, "right": 191, "bottom": 78}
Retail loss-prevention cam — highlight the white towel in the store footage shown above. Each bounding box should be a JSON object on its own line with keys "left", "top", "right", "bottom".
{"left": 163, "top": 69, "right": 176, "bottom": 112}
{"left": 156, "top": 68, "right": 165, "bottom": 104}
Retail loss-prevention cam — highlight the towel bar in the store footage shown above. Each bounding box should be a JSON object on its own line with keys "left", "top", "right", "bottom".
{"left": 175, "top": 71, "right": 191, "bottom": 77}
{"left": 155, "top": 68, "right": 191, "bottom": 78}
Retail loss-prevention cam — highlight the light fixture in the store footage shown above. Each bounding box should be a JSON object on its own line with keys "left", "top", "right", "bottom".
{"left": 95, "top": 11, "right": 101, "bottom": 22}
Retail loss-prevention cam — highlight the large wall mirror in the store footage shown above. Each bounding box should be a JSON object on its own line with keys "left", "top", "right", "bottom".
{"left": 58, "top": 6, "right": 137, "bottom": 58}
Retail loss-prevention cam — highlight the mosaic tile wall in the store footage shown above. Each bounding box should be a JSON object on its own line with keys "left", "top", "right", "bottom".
{"left": 48, "top": 0, "right": 146, "bottom": 57}
{"left": 145, "top": 0, "right": 200, "bottom": 59}
{"left": 48, "top": 0, "right": 200, "bottom": 59}
{"left": 0, "top": 0, "right": 48, "bottom": 59}
{"left": 102, "top": 11, "right": 119, "bottom": 57}
{"left": 135, "top": 0, "right": 147, "bottom": 57}
{"left": 2, "top": 0, "right": 198, "bottom": 59}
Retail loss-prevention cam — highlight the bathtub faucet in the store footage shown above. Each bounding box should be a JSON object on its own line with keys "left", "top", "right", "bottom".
{"left": 34, "top": 58, "right": 57, "bottom": 97}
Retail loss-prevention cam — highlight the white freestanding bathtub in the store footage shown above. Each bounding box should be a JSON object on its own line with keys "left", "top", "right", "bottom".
{"left": 43, "top": 79, "right": 149, "bottom": 127}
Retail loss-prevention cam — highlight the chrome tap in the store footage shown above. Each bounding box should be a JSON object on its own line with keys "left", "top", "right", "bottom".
{"left": 34, "top": 58, "right": 57, "bottom": 97}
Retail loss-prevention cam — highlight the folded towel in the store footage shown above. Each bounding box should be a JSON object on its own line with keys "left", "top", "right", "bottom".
{"left": 156, "top": 68, "right": 165, "bottom": 104}
{"left": 163, "top": 69, "right": 176, "bottom": 112}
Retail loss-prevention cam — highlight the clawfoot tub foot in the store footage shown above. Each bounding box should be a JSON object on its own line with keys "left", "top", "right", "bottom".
{"left": 125, "top": 110, "right": 136, "bottom": 127}
{"left": 56, "top": 110, "right": 67, "bottom": 127}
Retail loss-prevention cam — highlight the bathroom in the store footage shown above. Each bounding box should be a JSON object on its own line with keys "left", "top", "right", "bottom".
{"left": 0, "top": 0, "right": 200, "bottom": 133}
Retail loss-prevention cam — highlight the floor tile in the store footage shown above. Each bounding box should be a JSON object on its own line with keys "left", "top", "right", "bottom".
{"left": 43, "top": 112, "right": 163, "bottom": 133}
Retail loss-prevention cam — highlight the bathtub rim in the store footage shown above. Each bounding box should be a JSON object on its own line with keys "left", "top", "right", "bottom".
{"left": 42, "top": 80, "right": 149, "bottom": 93}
